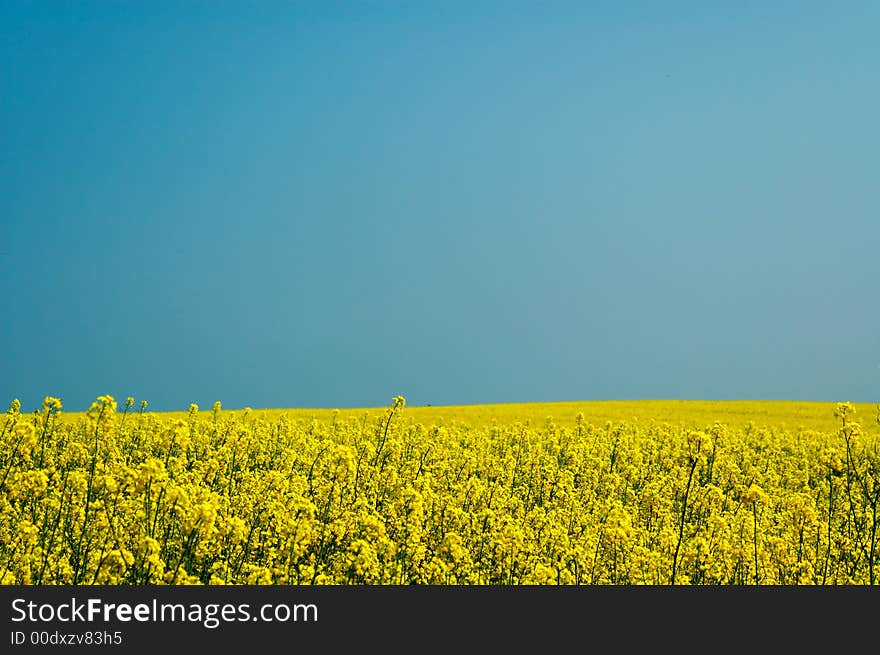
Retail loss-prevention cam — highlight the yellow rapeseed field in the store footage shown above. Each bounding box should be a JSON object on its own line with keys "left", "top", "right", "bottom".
{"left": 2, "top": 395, "right": 878, "bottom": 585}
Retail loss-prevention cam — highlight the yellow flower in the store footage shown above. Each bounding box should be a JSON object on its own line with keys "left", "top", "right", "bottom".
{"left": 743, "top": 484, "right": 769, "bottom": 506}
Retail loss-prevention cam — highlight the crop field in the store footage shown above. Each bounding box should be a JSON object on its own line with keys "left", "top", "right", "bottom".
{"left": 2, "top": 395, "right": 879, "bottom": 585}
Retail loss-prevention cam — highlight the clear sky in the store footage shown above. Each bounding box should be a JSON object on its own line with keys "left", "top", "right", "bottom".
{"left": 2, "top": 1, "right": 878, "bottom": 411}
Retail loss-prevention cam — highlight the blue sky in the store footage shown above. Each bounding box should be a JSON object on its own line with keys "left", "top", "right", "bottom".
{"left": 2, "top": 1, "right": 878, "bottom": 411}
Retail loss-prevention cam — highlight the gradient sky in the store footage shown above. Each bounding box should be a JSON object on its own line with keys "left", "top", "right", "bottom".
{"left": 2, "top": 1, "right": 878, "bottom": 411}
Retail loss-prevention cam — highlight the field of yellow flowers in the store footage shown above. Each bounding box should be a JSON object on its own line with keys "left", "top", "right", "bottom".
{"left": 2, "top": 395, "right": 878, "bottom": 585}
